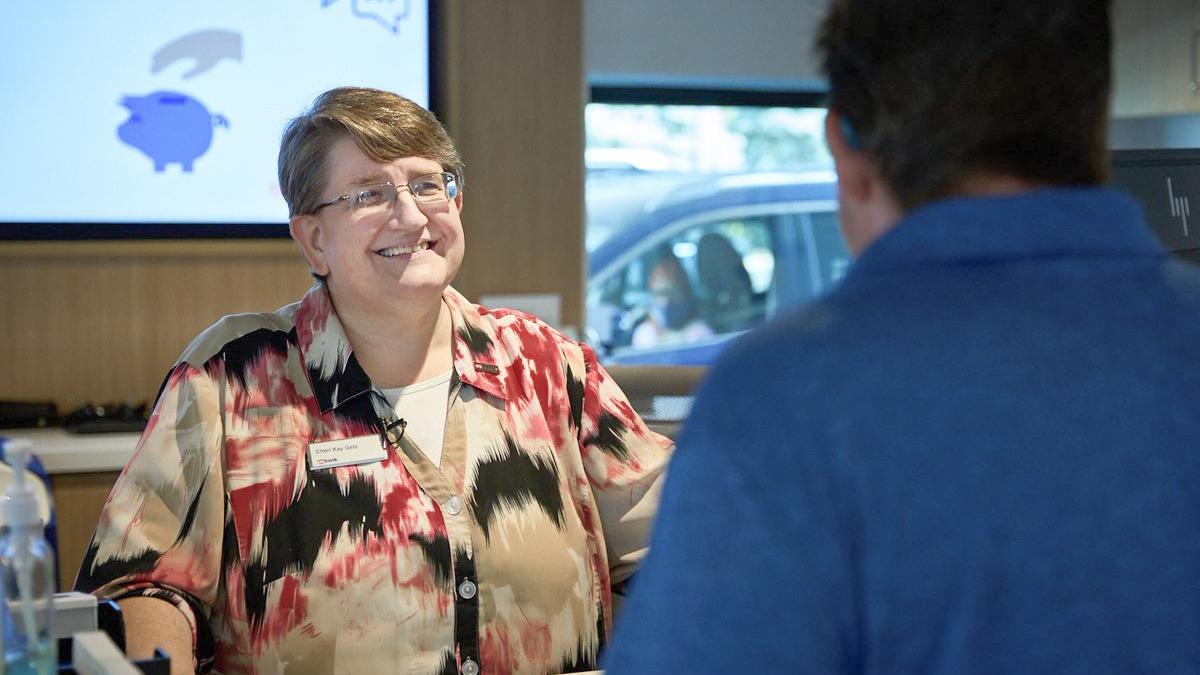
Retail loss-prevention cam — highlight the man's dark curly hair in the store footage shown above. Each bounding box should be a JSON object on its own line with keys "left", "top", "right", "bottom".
{"left": 819, "top": 1, "right": 1112, "bottom": 210}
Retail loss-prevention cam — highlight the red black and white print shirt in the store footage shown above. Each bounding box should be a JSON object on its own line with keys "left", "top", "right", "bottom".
{"left": 77, "top": 282, "right": 672, "bottom": 675}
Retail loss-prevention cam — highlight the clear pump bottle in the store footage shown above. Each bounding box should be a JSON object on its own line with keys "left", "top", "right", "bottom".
{"left": 0, "top": 438, "right": 56, "bottom": 675}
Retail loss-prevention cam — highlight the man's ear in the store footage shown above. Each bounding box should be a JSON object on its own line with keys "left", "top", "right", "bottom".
{"left": 453, "top": 190, "right": 464, "bottom": 216}
{"left": 289, "top": 213, "right": 330, "bottom": 277}
{"left": 825, "top": 109, "right": 905, "bottom": 255}
{"left": 825, "top": 109, "right": 873, "bottom": 204}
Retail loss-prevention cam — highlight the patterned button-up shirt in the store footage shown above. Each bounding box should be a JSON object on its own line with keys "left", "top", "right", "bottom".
{"left": 76, "top": 283, "right": 672, "bottom": 675}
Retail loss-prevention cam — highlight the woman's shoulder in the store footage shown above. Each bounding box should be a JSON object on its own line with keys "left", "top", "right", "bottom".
{"left": 448, "top": 287, "right": 578, "bottom": 349}
{"left": 484, "top": 305, "right": 580, "bottom": 351}
{"left": 177, "top": 299, "right": 302, "bottom": 368}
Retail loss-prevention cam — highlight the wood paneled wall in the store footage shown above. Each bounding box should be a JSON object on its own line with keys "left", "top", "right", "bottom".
{"left": 0, "top": 0, "right": 584, "bottom": 411}
{"left": 51, "top": 471, "right": 123, "bottom": 589}
{"left": 0, "top": 241, "right": 314, "bottom": 408}
{"left": 437, "top": 0, "right": 585, "bottom": 330}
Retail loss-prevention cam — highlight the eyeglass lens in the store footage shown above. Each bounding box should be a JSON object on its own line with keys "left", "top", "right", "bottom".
{"left": 351, "top": 173, "right": 454, "bottom": 210}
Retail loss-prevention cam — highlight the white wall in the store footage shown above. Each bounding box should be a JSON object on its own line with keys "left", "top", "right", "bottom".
{"left": 586, "top": 1, "right": 1200, "bottom": 151}
{"left": 584, "top": 0, "right": 829, "bottom": 90}
{"left": 584, "top": 1, "right": 1186, "bottom": 118}
{"left": 1111, "top": 0, "right": 1200, "bottom": 119}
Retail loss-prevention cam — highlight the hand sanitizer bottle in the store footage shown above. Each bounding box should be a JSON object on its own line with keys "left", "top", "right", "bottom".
{"left": 0, "top": 439, "right": 55, "bottom": 674}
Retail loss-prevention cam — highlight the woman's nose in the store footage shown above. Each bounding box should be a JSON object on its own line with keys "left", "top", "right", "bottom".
{"left": 389, "top": 188, "right": 429, "bottom": 228}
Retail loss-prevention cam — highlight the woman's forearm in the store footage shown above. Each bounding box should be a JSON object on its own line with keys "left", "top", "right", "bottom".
{"left": 117, "top": 596, "right": 195, "bottom": 675}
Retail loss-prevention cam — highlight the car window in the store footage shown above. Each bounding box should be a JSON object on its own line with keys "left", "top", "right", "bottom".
{"left": 808, "top": 210, "right": 852, "bottom": 288}
{"left": 584, "top": 100, "right": 836, "bottom": 366}
{"left": 592, "top": 216, "right": 775, "bottom": 359}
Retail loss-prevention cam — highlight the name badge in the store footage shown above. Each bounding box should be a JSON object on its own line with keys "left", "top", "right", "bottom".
{"left": 307, "top": 434, "right": 387, "bottom": 470}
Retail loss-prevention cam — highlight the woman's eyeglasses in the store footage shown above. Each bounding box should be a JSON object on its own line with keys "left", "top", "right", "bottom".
{"left": 312, "top": 171, "right": 459, "bottom": 215}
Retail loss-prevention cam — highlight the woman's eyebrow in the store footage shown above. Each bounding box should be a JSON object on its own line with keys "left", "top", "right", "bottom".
{"left": 347, "top": 171, "right": 389, "bottom": 187}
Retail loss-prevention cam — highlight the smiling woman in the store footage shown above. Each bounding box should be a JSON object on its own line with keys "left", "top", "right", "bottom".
{"left": 290, "top": 137, "right": 467, "bottom": 334}
{"left": 73, "top": 86, "right": 673, "bottom": 675}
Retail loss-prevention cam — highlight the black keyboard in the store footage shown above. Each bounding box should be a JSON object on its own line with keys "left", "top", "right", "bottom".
{"left": 62, "top": 403, "right": 148, "bottom": 434}
{"left": 0, "top": 400, "right": 58, "bottom": 429}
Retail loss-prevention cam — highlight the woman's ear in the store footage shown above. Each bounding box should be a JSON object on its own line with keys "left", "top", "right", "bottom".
{"left": 289, "top": 213, "right": 330, "bottom": 277}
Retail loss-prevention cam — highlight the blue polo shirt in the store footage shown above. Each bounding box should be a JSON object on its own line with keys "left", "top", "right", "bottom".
{"left": 605, "top": 187, "right": 1200, "bottom": 674}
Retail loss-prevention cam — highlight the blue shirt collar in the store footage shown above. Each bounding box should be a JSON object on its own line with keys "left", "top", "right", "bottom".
{"left": 846, "top": 187, "right": 1165, "bottom": 280}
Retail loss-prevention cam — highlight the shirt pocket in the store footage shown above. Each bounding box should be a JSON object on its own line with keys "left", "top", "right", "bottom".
{"left": 224, "top": 415, "right": 307, "bottom": 563}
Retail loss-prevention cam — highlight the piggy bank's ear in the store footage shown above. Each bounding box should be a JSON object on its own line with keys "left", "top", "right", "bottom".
{"left": 289, "top": 213, "right": 330, "bottom": 277}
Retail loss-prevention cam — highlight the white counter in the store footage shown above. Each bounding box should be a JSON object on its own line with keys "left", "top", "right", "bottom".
{"left": 3, "top": 428, "right": 138, "bottom": 474}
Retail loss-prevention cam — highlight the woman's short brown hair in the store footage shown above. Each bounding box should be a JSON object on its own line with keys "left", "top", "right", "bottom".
{"left": 278, "top": 87, "right": 464, "bottom": 217}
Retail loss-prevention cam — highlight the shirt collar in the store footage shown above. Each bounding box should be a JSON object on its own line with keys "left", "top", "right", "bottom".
{"left": 295, "top": 283, "right": 509, "bottom": 414}
{"left": 443, "top": 286, "right": 509, "bottom": 401}
{"left": 845, "top": 187, "right": 1165, "bottom": 283}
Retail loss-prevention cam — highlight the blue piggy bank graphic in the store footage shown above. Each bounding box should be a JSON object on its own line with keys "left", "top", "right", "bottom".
{"left": 118, "top": 91, "right": 228, "bottom": 172}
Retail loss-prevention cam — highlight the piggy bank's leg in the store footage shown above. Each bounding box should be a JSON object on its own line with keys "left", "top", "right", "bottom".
{"left": 154, "top": 160, "right": 167, "bottom": 172}
{"left": 182, "top": 161, "right": 194, "bottom": 172}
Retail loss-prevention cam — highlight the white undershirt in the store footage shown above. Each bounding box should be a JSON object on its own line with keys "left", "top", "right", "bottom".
{"left": 380, "top": 369, "right": 454, "bottom": 468}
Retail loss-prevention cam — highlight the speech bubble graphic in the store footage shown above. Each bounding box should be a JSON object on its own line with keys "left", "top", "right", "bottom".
{"left": 323, "top": 0, "right": 411, "bottom": 34}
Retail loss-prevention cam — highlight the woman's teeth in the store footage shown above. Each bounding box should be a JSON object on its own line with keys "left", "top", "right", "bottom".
{"left": 376, "top": 242, "right": 430, "bottom": 257}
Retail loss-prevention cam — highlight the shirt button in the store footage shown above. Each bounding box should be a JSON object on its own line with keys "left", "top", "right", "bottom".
{"left": 461, "top": 658, "right": 480, "bottom": 675}
{"left": 458, "top": 579, "right": 478, "bottom": 599}
{"left": 445, "top": 495, "right": 463, "bottom": 516}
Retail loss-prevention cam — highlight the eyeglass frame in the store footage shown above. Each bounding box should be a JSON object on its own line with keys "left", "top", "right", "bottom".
{"left": 310, "top": 171, "right": 460, "bottom": 215}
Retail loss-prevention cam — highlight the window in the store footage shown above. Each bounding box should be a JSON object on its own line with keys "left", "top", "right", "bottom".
{"left": 592, "top": 216, "right": 773, "bottom": 357}
{"left": 585, "top": 90, "right": 850, "bottom": 365}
